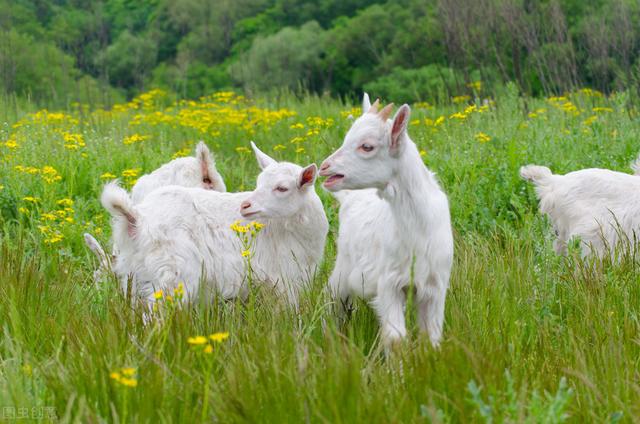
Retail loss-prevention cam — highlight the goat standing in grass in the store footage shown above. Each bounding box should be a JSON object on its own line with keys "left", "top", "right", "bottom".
{"left": 521, "top": 164, "right": 640, "bottom": 258}
{"left": 320, "top": 94, "right": 453, "bottom": 348}
{"left": 85, "top": 142, "right": 226, "bottom": 282}
{"left": 101, "top": 142, "right": 327, "bottom": 307}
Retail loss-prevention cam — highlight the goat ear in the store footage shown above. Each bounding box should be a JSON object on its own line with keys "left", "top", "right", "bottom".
{"left": 251, "top": 141, "right": 277, "bottom": 170}
{"left": 298, "top": 164, "right": 317, "bottom": 189}
{"left": 390, "top": 104, "right": 411, "bottom": 156}
{"left": 196, "top": 141, "right": 212, "bottom": 177}
{"left": 362, "top": 92, "right": 371, "bottom": 115}
{"left": 195, "top": 141, "right": 211, "bottom": 163}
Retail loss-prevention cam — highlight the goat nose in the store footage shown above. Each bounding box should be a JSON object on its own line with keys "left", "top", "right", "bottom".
{"left": 319, "top": 162, "right": 331, "bottom": 176}
{"left": 240, "top": 201, "right": 251, "bottom": 210}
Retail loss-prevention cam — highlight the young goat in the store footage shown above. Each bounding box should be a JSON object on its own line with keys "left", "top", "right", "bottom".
{"left": 520, "top": 164, "right": 640, "bottom": 257}
{"left": 85, "top": 142, "right": 226, "bottom": 281}
{"left": 101, "top": 142, "right": 328, "bottom": 307}
{"left": 319, "top": 94, "right": 454, "bottom": 348}
{"left": 131, "top": 141, "right": 226, "bottom": 203}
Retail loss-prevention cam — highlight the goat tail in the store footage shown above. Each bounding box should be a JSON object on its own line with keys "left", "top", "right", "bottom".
{"left": 84, "top": 233, "right": 111, "bottom": 270}
{"left": 519, "top": 165, "right": 553, "bottom": 185}
{"left": 631, "top": 153, "right": 640, "bottom": 176}
{"left": 101, "top": 181, "right": 138, "bottom": 237}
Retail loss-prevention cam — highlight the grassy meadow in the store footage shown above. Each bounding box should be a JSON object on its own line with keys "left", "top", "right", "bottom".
{"left": 0, "top": 85, "right": 639, "bottom": 422}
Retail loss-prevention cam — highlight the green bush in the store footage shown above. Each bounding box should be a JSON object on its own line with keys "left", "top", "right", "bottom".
{"left": 364, "top": 65, "right": 463, "bottom": 103}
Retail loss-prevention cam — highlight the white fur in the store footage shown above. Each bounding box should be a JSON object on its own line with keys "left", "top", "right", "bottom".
{"left": 86, "top": 142, "right": 226, "bottom": 281}
{"left": 101, "top": 143, "right": 328, "bottom": 307}
{"left": 83, "top": 233, "right": 113, "bottom": 282}
{"left": 320, "top": 93, "right": 454, "bottom": 347}
{"left": 521, "top": 164, "right": 640, "bottom": 257}
{"left": 631, "top": 153, "right": 640, "bottom": 176}
{"left": 131, "top": 141, "right": 226, "bottom": 203}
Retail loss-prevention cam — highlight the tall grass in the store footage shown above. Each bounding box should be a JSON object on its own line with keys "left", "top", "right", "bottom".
{"left": 0, "top": 85, "right": 638, "bottom": 422}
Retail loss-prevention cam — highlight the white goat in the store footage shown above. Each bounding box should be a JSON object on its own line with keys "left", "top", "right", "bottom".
{"left": 101, "top": 142, "right": 328, "bottom": 307}
{"left": 131, "top": 141, "right": 226, "bottom": 203}
{"left": 520, "top": 164, "right": 640, "bottom": 257}
{"left": 319, "top": 93, "right": 454, "bottom": 347}
{"left": 85, "top": 142, "right": 226, "bottom": 281}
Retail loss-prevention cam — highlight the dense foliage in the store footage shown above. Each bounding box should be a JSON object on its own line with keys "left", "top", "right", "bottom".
{"left": 2, "top": 0, "right": 640, "bottom": 104}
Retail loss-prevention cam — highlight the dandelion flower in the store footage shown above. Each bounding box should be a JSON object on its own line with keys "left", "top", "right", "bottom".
{"left": 475, "top": 132, "right": 491, "bottom": 143}
{"left": 187, "top": 336, "right": 208, "bottom": 345}
{"left": 209, "top": 332, "right": 230, "bottom": 343}
{"left": 121, "top": 368, "right": 136, "bottom": 377}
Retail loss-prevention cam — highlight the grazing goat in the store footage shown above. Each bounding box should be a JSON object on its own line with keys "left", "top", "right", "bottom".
{"left": 520, "top": 164, "right": 640, "bottom": 257}
{"left": 101, "top": 142, "right": 328, "bottom": 307}
{"left": 85, "top": 142, "right": 226, "bottom": 281}
{"left": 319, "top": 93, "right": 454, "bottom": 348}
{"left": 131, "top": 141, "right": 226, "bottom": 203}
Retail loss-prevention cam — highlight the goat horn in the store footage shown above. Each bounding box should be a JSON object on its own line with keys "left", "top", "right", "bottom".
{"left": 379, "top": 103, "right": 394, "bottom": 121}
{"left": 368, "top": 99, "right": 380, "bottom": 114}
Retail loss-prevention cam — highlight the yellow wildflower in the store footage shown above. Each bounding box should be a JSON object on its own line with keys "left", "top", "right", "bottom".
{"left": 230, "top": 220, "right": 248, "bottom": 233}
{"left": 209, "top": 332, "right": 230, "bottom": 342}
{"left": 273, "top": 144, "right": 286, "bottom": 151}
{"left": 235, "top": 146, "right": 251, "bottom": 154}
{"left": 295, "top": 147, "right": 305, "bottom": 153}
{"left": 122, "top": 168, "right": 141, "bottom": 178}
{"left": 475, "top": 132, "right": 491, "bottom": 143}
{"left": 467, "top": 81, "right": 482, "bottom": 91}
{"left": 452, "top": 95, "right": 471, "bottom": 104}
{"left": 154, "top": 290, "right": 164, "bottom": 300}
{"left": 340, "top": 107, "right": 360, "bottom": 118}
{"left": 203, "top": 345, "right": 214, "bottom": 354}
{"left": 120, "top": 378, "right": 138, "bottom": 387}
{"left": 56, "top": 198, "right": 73, "bottom": 207}
{"left": 110, "top": 368, "right": 138, "bottom": 388}
{"left": 123, "top": 134, "right": 148, "bottom": 145}
{"left": 290, "top": 123, "right": 304, "bottom": 129}
{"left": 187, "top": 336, "right": 208, "bottom": 345}
{"left": 121, "top": 368, "right": 136, "bottom": 377}
{"left": 100, "top": 172, "right": 116, "bottom": 179}
{"left": 172, "top": 147, "right": 191, "bottom": 159}
{"left": 22, "top": 196, "right": 39, "bottom": 203}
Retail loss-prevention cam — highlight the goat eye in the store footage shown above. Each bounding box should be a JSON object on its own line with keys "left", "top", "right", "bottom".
{"left": 360, "top": 144, "right": 374, "bottom": 152}
{"left": 275, "top": 186, "right": 288, "bottom": 192}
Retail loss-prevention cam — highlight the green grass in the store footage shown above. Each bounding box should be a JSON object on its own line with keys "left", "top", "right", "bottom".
{"left": 0, "top": 86, "right": 639, "bottom": 422}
